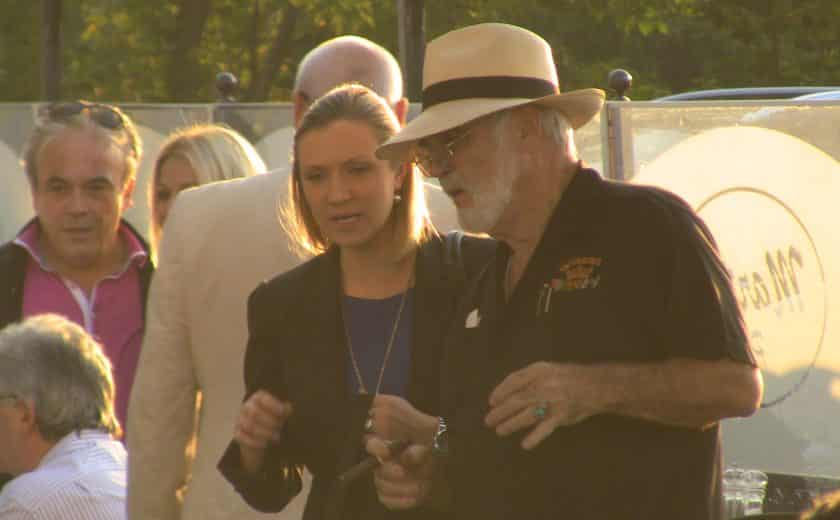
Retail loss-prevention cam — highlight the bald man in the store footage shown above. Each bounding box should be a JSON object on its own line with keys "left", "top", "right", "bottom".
{"left": 126, "top": 36, "right": 458, "bottom": 520}
{"left": 292, "top": 35, "right": 407, "bottom": 117}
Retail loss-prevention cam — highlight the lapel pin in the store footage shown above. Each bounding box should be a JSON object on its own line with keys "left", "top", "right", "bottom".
{"left": 465, "top": 308, "right": 481, "bottom": 328}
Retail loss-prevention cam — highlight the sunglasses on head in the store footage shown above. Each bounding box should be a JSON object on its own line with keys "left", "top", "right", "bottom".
{"left": 42, "top": 101, "right": 126, "bottom": 130}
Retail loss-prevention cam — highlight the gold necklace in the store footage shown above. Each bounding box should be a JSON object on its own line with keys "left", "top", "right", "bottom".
{"left": 504, "top": 256, "right": 516, "bottom": 299}
{"left": 343, "top": 285, "right": 410, "bottom": 395}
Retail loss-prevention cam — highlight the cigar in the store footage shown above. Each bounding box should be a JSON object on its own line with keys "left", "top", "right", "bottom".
{"left": 337, "top": 440, "right": 411, "bottom": 484}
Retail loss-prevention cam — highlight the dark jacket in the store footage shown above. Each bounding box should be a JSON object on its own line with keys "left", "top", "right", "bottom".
{"left": 0, "top": 218, "right": 154, "bottom": 492}
{"left": 218, "top": 233, "right": 494, "bottom": 520}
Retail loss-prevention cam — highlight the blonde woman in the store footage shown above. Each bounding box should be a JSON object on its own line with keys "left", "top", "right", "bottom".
{"left": 149, "top": 124, "right": 265, "bottom": 255}
{"left": 218, "top": 84, "right": 493, "bottom": 520}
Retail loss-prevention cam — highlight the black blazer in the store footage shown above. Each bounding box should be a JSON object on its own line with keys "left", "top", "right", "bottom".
{"left": 219, "top": 233, "right": 494, "bottom": 520}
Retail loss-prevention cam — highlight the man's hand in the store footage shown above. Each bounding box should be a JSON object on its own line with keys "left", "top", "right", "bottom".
{"left": 366, "top": 437, "right": 436, "bottom": 510}
{"left": 485, "top": 361, "right": 600, "bottom": 450}
{"left": 485, "top": 358, "right": 764, "bottom": 449}
{"left": 234, "top": 390, "right": 293, "bottom": 473}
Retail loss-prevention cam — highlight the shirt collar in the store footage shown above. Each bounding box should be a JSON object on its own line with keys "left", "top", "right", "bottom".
{"left": 38, "top": 430, "right": 115, "bottom": 468}
{"left": 12, "top": 220, "right": 43, "bottom": 267}
{"left": 117, "top": 223, "right": 150, "bottom": 272}
{"left": 541, "top": 163, "right": 604, "bottom": 240}
{"left": 13, "top": 219, "right": 149, "bottom": 274}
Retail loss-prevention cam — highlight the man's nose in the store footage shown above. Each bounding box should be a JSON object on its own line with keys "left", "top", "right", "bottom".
{"left": 67, "top": 188, "right": 90, "bottom": 213}
{"left": 429, "top": 158, "right": 453, "bottom": 179}
{"left": 421, "top": 156, "right": 450, "bottom": 179}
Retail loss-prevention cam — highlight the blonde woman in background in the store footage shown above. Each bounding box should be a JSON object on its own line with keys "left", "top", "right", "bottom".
{"left": 149, "top": 124, "right": 266, "bottom": 256}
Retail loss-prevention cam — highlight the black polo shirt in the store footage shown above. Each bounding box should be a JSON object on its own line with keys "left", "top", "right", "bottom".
{"left": 440, "top": 167, "right": 755, "bottom": 520}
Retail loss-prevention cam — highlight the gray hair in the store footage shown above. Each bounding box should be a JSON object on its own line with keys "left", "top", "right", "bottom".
{"left": 22, "top": 103, "right": 142, "bottom": 188}
{"left": 494, "top": 105, "right": 577, "bottom": 156}
{"left": 0, "top": 314, "right": 121, "bottom": 441}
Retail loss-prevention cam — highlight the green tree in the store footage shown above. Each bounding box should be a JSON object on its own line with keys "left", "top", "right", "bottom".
{"left": 0, "top": 2, "right": 41, "bottom": 101}
{"left": 1, "top": 0, "right": 839, "bottom": 102}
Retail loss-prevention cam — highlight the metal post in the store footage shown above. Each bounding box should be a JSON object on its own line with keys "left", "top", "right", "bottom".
{"left": 215, "top": 72, "right": 239, "bottom": 102}
{"left": 212, "top": 72, "right": 259, "bottom": 143}
{"left": 603, "top": 69, "right": 635, "bottom": 181}
{"left": 603, "top": 104, "right": 624, "bottom": 181}
{"left": 41, "top": 0, "right": 62, "bottom": 101}
{"left": 397, "top": 0, "right": 425, "bottom": 102}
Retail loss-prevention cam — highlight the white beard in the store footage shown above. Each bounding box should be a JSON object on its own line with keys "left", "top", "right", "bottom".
{"left": 455, "top": 151, "right": 521, "bottom": 233}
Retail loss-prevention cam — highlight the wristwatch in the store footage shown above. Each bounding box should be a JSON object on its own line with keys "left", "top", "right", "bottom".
{"left": 432, "top": 416, "right": 449, "bottom": 456}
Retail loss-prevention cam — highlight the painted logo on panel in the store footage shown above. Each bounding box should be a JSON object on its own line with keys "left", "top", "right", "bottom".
{"left": 697, "top": 188, "right": 826, "bottom": 406}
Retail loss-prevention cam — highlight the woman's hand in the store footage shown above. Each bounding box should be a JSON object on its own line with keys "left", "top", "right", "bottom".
{"left": 366, "top": 394, "right": 438, "bottom": 446}
{"left": 234, "top": 390, "right": 294, "bottom": 473}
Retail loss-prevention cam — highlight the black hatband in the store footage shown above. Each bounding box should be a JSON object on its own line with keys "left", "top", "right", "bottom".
{"left": 422, "top": 76, "right": 558, "bottom": 109}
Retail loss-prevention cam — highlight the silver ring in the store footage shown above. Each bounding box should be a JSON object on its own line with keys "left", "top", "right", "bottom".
{"left": 533, "top": 402, "right": 549, "bottom": 421}
{"left": 364, "top": 417, "right": 376, "bottom": 434}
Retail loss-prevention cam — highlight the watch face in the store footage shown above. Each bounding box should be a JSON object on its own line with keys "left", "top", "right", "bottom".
{"left": 435, "top": 433, "right": 449, "bottom": 455}
{"left": 433, "top": 419, "right": 449, "bottom": 455}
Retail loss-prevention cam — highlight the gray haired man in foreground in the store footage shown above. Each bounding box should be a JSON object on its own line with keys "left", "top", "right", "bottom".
{"left": 0, "top": 314, "right": 126, "bottom": 519}
{"left": 367, "top": 23, "right": 763, "bottom": 520}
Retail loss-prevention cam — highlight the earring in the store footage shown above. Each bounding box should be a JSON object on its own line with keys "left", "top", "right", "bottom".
{"left": 394, "top": 193, "right": 403, "bottom": 205}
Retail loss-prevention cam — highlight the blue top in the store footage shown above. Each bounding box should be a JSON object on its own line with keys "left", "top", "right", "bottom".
{"left": 342, "top": 289, "right": 413, "bottom": 397}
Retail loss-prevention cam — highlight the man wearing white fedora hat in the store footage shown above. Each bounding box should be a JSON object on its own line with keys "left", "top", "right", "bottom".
{"left": 366, "top": 23, "right": 763, "bottom": 519}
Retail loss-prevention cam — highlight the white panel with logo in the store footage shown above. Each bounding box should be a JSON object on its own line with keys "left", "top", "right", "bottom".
{"left": 635, "top": 123, "right": 840, "bottom": 475}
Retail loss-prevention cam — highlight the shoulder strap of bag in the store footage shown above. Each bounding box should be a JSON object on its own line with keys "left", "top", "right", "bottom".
{"left": 444, "top": 230, "right": 465, "bottom": 279}
{"left": 444, "top": 230, "right": 496, "bottom": 285}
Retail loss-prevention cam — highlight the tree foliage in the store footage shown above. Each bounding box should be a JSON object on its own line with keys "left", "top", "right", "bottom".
{"left": 0, "top": 0, "right": 838, "bottom": 103}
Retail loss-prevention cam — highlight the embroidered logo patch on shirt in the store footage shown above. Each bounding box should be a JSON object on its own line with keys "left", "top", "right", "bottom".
{"left": 536, "top": 257, "right": 604, "bottom": 316}
{"left": 552, "top": 256, "right": 603, "bottom": 291}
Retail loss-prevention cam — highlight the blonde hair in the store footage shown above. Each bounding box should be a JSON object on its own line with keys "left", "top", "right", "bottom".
{"left": 282, "top": 84, "right": 432, "bottom": 258}
{"left": 149, "top": 124, "right": 266, "bottom": 252}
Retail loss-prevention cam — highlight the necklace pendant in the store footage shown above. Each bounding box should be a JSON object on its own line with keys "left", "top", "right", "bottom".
{"left": 358, "top": 388, "right": 368, "bottom": 395}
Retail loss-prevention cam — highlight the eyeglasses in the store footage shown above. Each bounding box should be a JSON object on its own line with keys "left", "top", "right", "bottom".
{"left": 41, "top": 101, "right": 126, "bottom": 130}
{"left": 413, "top": 123, "right": 477, "bottom": 177}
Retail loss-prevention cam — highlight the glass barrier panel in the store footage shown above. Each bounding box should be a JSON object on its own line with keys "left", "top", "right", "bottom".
{"left": 608, "top": 100, "right": 840, "bottom": 479}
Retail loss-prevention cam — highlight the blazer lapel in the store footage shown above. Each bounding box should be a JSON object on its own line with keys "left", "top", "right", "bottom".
{"left": 294, "top": 247, "right": 348, "bottom": 405}
{"left": 406, "top": 236, "right": 452, "bottom": 415}
{"left": 277, "top": 248, "right": 363, "bottom": 483}
{"left": 303, "top": 250, "right": 378, "bottom": 514}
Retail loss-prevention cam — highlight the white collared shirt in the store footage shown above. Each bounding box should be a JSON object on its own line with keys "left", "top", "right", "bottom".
{"left": 0, "top": 430, "right": 126, "bottom": 519}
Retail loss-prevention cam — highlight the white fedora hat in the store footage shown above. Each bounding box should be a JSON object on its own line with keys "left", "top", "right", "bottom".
{"left": 377, "top": 23, "right": 605, "bottom": 161}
